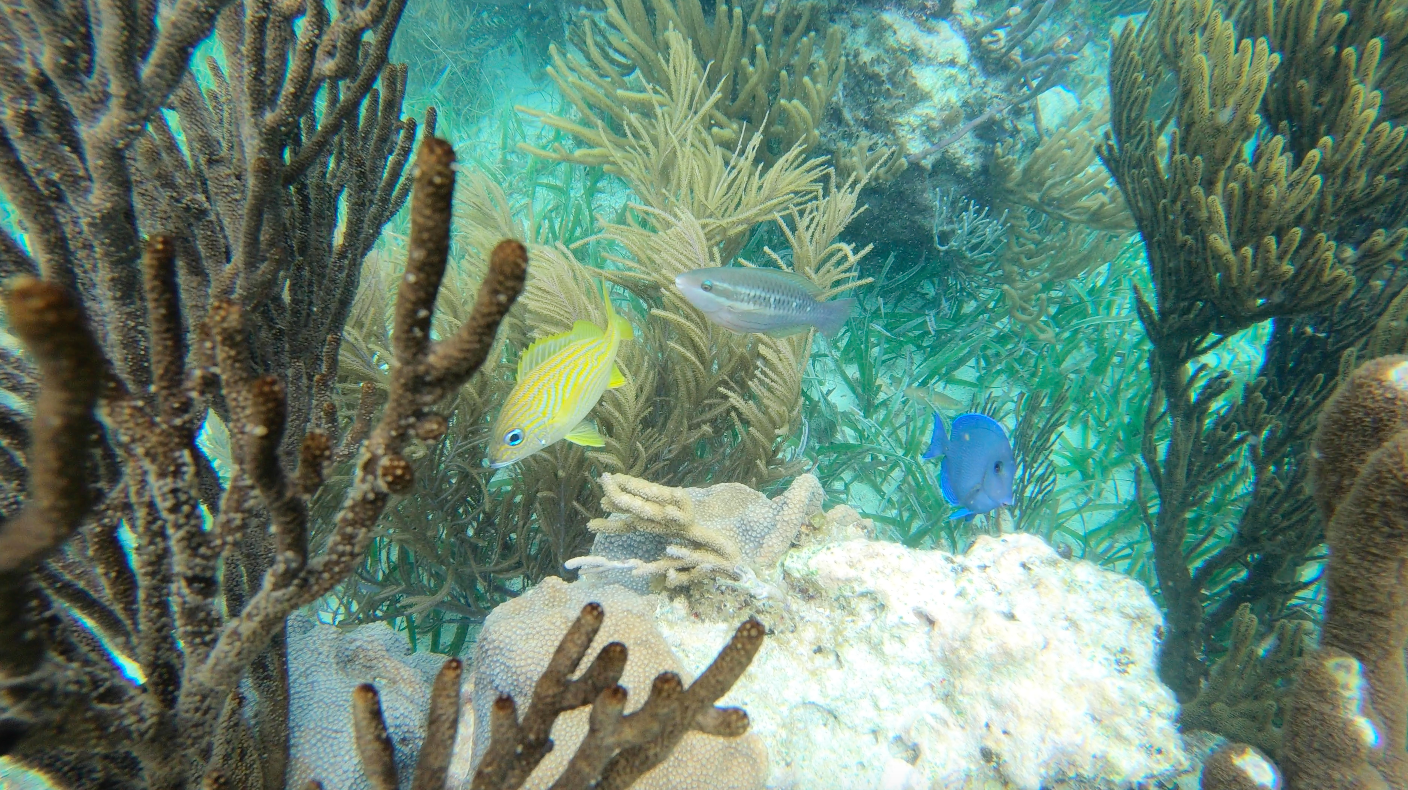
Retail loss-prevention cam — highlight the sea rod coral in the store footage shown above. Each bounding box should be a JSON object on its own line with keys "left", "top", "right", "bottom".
{"left": 1099, "top": 0, "right": 1408, "bottom": 700}
{"left": 344, "top": 601, "right": 766, "bottom": 790}
{"left": 0, "top": 4, "right": 529, "bottom": 776}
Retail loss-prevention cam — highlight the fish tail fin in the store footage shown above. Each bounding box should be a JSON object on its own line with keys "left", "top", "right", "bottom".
{"left": 921, "top": 412, "right": 948, "bottom": 460}
{"left": 601, "top": 279, "right": 635, "bottom": 340}
{"left": 814, "top": 297, "right": 856, "bottom": 337}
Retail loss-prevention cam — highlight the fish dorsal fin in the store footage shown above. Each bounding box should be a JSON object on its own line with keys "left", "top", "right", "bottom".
{"left": 517, "top": 320, "right": 603, "bottom": 377}
{"left": 608, "top": 364, "right": 627, "bottom": 389}
{"left": 951, "top": 412, "right": 1008, "bottom": 440}
{"left": 564, "top": 420, "right": 606, "bottom": 447}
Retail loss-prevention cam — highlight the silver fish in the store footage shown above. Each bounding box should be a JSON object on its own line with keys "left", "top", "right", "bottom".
{"left": 674, "top": 267, "right": 856, "bottom": 337}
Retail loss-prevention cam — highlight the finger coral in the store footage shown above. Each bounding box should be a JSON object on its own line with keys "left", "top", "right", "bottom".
{"left": 566, "top": 473, "right": 823, "bottom": 594}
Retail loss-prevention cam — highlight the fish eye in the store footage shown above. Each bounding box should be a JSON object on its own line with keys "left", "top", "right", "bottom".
{"left": 701, "top": 280, "right": 714, "bottom": 292}
{"left": 994, "top": 461, "right": 1003, "bottom": 473}
{"left": 504, "top": 429, "right": 525, "bottom": 447}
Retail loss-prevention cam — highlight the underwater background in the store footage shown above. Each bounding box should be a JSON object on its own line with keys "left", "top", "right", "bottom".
{"left": 0, "top": 0, "right": 1405, "bottom": 786}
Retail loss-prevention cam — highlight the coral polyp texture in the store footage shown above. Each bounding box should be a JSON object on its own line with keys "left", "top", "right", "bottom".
{"left": 1198, "top": 355, "right": 1408, "bottom": 789}
{"left": 567, "top": 473, "right": 824, "bottom": 593}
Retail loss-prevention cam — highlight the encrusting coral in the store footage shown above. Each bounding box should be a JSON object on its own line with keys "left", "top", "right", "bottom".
{"left": 0, "top": 19, "right": 528, "bottom": 774}
{"left": 565, "top": 473, "right": 823, "bottom": 594}
{"left": 1099, "top": 0, "right": 1408, "bottom": 700}
{"left": 1200, "top": 355, "right": 1408, "bottom": 789}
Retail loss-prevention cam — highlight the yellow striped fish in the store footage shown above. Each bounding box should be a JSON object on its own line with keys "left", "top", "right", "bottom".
{"left": 487, "top": 289, "right": 634, "bottom": 467}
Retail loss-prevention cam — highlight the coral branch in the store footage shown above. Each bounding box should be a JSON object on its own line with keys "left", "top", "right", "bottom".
{"left": 347, "top": 604, "right": 761, "bottom": 790}
{"left": 0, "top": 279, "right": 104, "bottom": 574}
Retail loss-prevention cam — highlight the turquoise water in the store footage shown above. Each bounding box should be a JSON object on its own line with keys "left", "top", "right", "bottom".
{"left": 0, "top": 0, "right": 1404, "bottom": 787}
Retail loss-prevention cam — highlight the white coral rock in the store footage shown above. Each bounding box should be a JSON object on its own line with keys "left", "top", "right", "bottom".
{"left": 655, "top": 533, "right": 1188, "bottom": 790}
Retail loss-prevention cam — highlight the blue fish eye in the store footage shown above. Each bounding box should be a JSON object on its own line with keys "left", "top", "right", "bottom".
{"left": 994, "top": 461, "right": 1002, "bottom": 473}
{"left": 701, "top": 280, "right": 714, "bottom": 292}
{"left": 505, "top": 429, "right": 525, "bottom": 447}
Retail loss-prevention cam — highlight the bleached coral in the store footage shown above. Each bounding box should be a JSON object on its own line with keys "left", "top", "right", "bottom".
{"left": 566, "top": 473, "right": 823, "bottom": 596}
{"left": 656, "top": 530, "right": 1189, "bottom": 790}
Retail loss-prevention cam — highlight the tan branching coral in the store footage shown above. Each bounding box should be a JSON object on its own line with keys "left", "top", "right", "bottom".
{"left": 993, "top": 107, "right": 1134, "bottom": 234}
{"left": 989, "top": 105, "right": 1135, "bottom": 341}
{"left": 566, "top": 473, "right": 822, "bottom": 592}
{"left": 1180, "top": 604, "right": 1312, "bottom": 757}
{"left": 528, "top": 0, "right": 844, "bottom": 166}
{"left": 834, "top": 137, "right": 907, "bottom": 185}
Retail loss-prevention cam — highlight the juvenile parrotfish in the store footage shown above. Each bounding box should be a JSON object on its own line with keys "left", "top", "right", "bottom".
{"left": 922, "top": 412, "right": 1016, "bottom": 520}
{"left": 488, "top": 290, "right": 634, "bottom": 468}
{"left": 674, "top": 267, "right": 856, "bottom": 337}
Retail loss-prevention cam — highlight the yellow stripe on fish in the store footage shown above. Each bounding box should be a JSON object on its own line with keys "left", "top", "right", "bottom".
{"left": 488, "top": 287, "right": 633, "bottom": 468}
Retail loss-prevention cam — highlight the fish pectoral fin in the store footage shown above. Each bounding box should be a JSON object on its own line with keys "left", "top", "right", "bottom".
{"left": 564, "top": 421, "right": 606, "bottom": 447}
{"left": 947, "top": 508, "right": 973, "bottom": 521}
{"left": 608, "top": 364, "right": 627, "bottom": 389}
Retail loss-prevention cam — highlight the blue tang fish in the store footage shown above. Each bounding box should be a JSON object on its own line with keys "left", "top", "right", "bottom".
{"left": 922, "top": 412, "right": 1016, "bottom": 520}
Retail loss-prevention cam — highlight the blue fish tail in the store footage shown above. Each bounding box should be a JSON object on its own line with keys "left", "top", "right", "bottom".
{"left": 921, "top": 412, "right": 948, "bottom": 461}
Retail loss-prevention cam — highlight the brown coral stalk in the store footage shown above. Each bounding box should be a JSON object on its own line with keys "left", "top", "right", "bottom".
{"left": 349, "top": 604, "right": 763, "bottom": 790}
{"left": 0, "top": 279, "right": 104, "bottom": 676}
{"left": 1287, "top": 355, "right": 1408, "bottom": 787}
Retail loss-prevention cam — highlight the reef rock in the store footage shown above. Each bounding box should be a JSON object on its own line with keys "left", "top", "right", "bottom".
{"left": 470, "top": 470, "right": 1187, "bottom": 790}
{"left": 656, "top": 529, "right": 1188, "bottom": 790}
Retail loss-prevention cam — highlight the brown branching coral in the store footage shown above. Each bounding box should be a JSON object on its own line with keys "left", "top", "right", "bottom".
{"left": 345, "top": 604, "right": 764, "bottom": 790}
{"left": 0, "top": 129, "right": 525, "bottom": 788}
{"left": 1179, "top": 604, "right": 1312, "bottom": 757}
{"left": 1099, "top": 0, "right": 1408, "bottom": 700}
{"left": 0, "top": 279, "right": 105, "bottom": 673}
{"left": 530, "top": 0, "right": 844, "bottom": 167}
